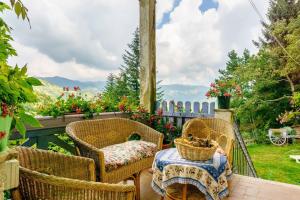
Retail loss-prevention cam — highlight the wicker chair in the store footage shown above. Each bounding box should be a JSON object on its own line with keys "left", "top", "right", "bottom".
{"left": 12, "top": 147, "right": 135, "bottom": 200}
{"left": 182, "top": 118, "right": 235, "bottom": 166}
{"left": 66, "top": 118, "right": 164, "bottom": 199}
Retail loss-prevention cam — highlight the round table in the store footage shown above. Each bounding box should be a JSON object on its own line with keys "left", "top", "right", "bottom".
{"left": 151, "top": 148, "right": 232, "bottom": 200}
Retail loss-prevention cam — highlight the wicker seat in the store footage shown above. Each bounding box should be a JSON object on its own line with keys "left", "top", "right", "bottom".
{"left": 66, "top": 118, "right": 163, "bottom": 199}
{"left": 12, "top": 147, "right": 135, "bottom": 200}
{"left": 182, "top": 118, "right": 235, "bottom": 166}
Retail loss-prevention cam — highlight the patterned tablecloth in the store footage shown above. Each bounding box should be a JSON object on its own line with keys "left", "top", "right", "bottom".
{"left": 151, "top": 148, "right": 232, "bottom": 200}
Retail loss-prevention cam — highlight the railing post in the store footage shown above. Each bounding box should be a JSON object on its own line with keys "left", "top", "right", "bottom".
{"left": 214, "top": 109, "right": 234, "bottom": 124}
{"left": 0, "top": 149, "right": 19, "bottom": 198}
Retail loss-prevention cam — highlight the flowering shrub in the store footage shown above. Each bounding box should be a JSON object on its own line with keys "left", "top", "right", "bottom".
{"left": 38, "top": 87, "right": 118, "bottom": 118}
{"left": 205, "top": 81, "right": 242, "bottom": 98}
{"left": 118, "top": 96, "right": 135, "bottom": 113}
{"left": 129, "top": 107, "right": 181, "bottom": 144}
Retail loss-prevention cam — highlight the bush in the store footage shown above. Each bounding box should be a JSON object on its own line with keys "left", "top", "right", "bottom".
{"left": 37, "top": 88, "right": 118, "bottom": 118}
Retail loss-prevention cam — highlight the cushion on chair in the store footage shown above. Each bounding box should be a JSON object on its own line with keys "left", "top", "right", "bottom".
{"left": 102, "top": 140, "right": 157, "bottom": 172}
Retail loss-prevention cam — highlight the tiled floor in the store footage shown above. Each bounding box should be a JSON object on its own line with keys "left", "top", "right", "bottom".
{"left": 140, "top": 170, "right": 300, "bottom": 200}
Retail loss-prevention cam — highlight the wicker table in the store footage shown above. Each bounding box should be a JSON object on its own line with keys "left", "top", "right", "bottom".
{"left": 151, "top": 148, "right": 232, "bottom": 200}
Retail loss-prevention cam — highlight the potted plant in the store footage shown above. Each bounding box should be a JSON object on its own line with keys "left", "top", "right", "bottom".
{"left": 0, "top": 63, "right": 42, "bottom": 152}
{"left": 205, "top": 81, "right": 242, "bottom": 109}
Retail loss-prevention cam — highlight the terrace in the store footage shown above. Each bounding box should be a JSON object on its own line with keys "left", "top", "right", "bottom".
{"left": 1, "top": 0, "right": 300, "bottom": 200}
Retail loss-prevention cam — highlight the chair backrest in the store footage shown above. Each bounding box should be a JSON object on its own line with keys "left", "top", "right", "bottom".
{"left": 66, "top": 118, "right": 145, "bottom": 149}
{"left": 182, "top": 118, "right": 235, "bottom": 141}
{"left": 15, "top": 147, "right": 96, "bottom": 181}
{"left": 13, "top": 147, "right": 136, "bottom": 200}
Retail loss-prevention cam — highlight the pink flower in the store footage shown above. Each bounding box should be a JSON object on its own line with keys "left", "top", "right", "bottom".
{"left": 224, "top": 92, "right": 231, "bottom": 97}
{"left": 75, "top": 108, "right": 81, "bottom": 114}
{"left": 205, "top": 92, "right": 211, "bottom": 97}
{"left": 74, "top": 86, "right": 80, "bottom": 91}
{"left": 119, "top": 104, "right": 125, "bottom": 112}
{"left": 63, "top": 86, "right": 69, "bottom": 91}
{"left": 157, "top": 108, "right": 163, "bottom": 116}
{"left": 0, "top": 131, "right": 6, "bottom": 139}
{"left": 210, "top": 83, "right": 216, "bottom": 87}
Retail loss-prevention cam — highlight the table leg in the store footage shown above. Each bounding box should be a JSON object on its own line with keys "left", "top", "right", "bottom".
{"left": 182, "top": 184, "right": 187, "bottom": 200}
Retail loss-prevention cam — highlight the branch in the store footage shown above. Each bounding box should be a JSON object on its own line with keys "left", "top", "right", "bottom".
{"left": 260, "top": 95, "right": 292, "bottom": 103}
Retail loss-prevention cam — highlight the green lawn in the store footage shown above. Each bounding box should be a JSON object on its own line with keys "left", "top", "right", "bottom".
{"left": 247, "top": 143, "right": 300, "bottom": 186}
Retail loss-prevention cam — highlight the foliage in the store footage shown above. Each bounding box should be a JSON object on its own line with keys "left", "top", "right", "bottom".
{"left": 215, "top": 1, "right": 300, "bottom": 142}
{"left": 129, "top": 107, "right": 181, "bottom": 143}
{"left": 0, "top": 63, "right": 42, "bottom": 134}
{"left": 102, "top": 29, "right": 140, "bottom": 107}
{"left": 205, "top": 80, "right": 242, "bottom": 98}
{"left": 0, "top": 0, "right": 42, "bottom": 138}
{"left": 248, "top": 143, "right": 300, "bottom": 185}
{"left": 0, "top": 0, "right": 29, "bottom": 61}
{"left": 37, "top": 87, "right": 117, "bottom": 118}
{"left": 278, "top": 92, "right": 300, "bottom": 125}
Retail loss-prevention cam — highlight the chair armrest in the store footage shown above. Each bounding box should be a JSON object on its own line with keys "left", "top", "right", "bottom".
{"left": 137, "top": 124, "right": 164, "bottom": 150}
{"left": 66, "top": 133, "right": 106, "bottom": 180}
{"left": 13, "top": 167, "right": 135, "bottom": 200}
{"left": 16, "top": 147, "right": 96, "bottom": 181}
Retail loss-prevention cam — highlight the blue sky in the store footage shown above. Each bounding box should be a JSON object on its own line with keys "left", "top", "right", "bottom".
{"left": 157, "top": 0, "right": 219, "bottom": 29}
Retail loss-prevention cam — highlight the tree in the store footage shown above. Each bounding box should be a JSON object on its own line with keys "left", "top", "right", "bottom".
{"left": 257, "top": 0, "right": 300, "bottom": 94}
{"left": 103, "top": 28, "right": 164, "bottom": 110}
{"left": 0, "top": 0, "right": 30, "bottom": 62}
{"left": 120, "top": 28, "right": 140, "bottom": 105}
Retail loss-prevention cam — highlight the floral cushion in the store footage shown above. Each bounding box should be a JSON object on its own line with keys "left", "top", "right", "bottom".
{"left": 102, "top": 140, "right": 157, "bottom": 172}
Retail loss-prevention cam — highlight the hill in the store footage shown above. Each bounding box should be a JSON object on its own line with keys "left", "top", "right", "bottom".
{"left": 160, "top": 84, "right": 209, "bottom": 102}
{"left": 37, "top": 76, "right": 209, "bottom": 102}
{"left": 38, "top": 76, "right": 106, "bottom": 92}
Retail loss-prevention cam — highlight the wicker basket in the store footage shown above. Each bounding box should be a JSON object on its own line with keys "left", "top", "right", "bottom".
{"left": 174, "top": 138, "right": 218, "bottom": 161}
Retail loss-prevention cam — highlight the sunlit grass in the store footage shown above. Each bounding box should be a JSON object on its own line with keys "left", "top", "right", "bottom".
{"left": 248, "top": 143, "right": 300, "bottom": 185}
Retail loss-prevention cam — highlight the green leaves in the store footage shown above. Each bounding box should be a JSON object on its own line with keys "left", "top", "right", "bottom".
{"left": 19, "top": 112, "right": 42, "bottom": 128}
{"left": 15, "top": 117, "right": 26, "bottom": 135}
{"left": 27, "top": 77, "right": 42, "bottom": 86}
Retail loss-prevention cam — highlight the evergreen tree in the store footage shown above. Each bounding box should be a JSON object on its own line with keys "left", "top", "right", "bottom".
{"left": 257, "top": 0, "right": 300, "bottom": 93}
{"left": 120, "top": 28, "right": 140, "bottom": 104}
{"left": 103, "top": 27, "right": 164, "bottom": 109}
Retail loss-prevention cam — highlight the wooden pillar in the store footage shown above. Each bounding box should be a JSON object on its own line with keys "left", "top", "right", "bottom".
{"left": 139, "top": 0, "right": 156, "bottom": 113}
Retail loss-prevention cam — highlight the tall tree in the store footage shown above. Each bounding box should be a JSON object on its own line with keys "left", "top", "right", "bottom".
{"left": 103, "top": 28, "right": 164, "bottom": 110}
{"left": 120, "top": 28, "right": 140, "bottom": 104}
{"left": 257, "top": 0, "right": 300, "bottom": 94}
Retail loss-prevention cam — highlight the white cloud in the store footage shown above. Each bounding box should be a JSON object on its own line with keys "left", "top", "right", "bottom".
{"left": 5, "top": 0, "right": 139, "bottom": 80}
{"left": 157, "top": 0, "right": 268, "bottom": 85}
{"left": 9, "top": 42, "right": 117, "bottom": 81}
{"left": 5, "top": 0, "right": 268, "bottom": 86}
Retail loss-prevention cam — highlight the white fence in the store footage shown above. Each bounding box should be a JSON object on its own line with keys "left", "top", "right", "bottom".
{"left": 156, "top": 101, "right": 215, "bottom": 128}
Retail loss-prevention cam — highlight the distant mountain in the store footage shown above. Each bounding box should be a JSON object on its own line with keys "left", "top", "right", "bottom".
{"left": 160, "top": 84, "right": 209, "bottom": 102}
{"left": 38, "top": 76, "right": 209, "bottom": 102}
{"left": 38, "top": 76, "right": 106, "bottom": 92}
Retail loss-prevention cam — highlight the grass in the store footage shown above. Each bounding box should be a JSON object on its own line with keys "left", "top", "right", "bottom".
{"left": 247, "top": 142, "right": 300, "bottom": 186}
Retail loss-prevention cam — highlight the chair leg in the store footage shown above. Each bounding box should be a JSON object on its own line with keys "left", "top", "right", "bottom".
{"left": 133, "top": 172, "right": 141, "bottom": 200}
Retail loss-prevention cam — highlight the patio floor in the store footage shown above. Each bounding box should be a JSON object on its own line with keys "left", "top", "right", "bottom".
{"left": 139, "top": 169, "right": 300, "bottom": 200}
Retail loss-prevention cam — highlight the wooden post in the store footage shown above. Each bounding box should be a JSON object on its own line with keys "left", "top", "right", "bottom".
{"left": 139, "top": 0, "right": 156, "bottom": 113}
{"left": 214, "top": 109, "right": 235, "bottom": 124}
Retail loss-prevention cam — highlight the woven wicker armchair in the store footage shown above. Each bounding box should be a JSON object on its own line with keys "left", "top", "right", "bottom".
{"left": 66, "top": 118, "right": 163, "bottom": 199}
{"left": 182, "top": 118, "right": 235, "bottom": 166}
{"left": 12, "top": 147, "right": 135, "bottom": 200}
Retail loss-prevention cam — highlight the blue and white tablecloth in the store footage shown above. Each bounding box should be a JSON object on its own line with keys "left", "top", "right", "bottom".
{"left": 151, "top": 148, "right": 232, "bottom": 200}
